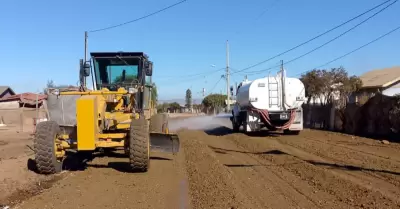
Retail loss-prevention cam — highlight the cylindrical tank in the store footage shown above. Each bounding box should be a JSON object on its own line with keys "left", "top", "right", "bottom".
{"left": 236, "top": 76, "right": 305, "bottom": 111}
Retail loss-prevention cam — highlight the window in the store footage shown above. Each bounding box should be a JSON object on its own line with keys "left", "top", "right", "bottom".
{"left": 106, "top": 65, "right": 138, "bottom": 84}
{"left": 93, "top": 57, "right": 140, "bottom": 90}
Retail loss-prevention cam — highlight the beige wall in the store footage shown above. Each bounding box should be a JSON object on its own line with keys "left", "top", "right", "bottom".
{"left": 0, "top": 101, "right": 19, "bottom": 109}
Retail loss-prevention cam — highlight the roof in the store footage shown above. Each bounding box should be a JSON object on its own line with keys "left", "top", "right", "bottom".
{"left": 90, "top": 52, "right": 147, "bottom": 58}
{"left": 0, "top": 93, "right": 47, "bottom": 105}
{"left": 0, "top": 86, "right": 16, "bottom": 95}
{"left": 360, "top": 66, "right": 400, "bottom": 88}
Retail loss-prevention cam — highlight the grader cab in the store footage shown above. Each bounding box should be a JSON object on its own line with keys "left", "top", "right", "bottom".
{"left": 34, "top": 52, "right": 179, "bottom": 174}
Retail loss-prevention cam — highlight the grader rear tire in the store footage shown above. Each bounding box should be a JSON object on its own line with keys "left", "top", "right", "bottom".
{"left": 129, "top": 117, "right": 150, "bottom": 172}
{"left": 149, "top": 113, "right": 168, "bottom": 133}
{"left": 34, "top": 121, "right": 63, "bottom": 174}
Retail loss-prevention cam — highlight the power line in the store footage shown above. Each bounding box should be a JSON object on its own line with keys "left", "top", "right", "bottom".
{"left": 89, "top": 0, "right": 188, "bottom": 33}
{"left": 157, "top": 65, "right": 241, "bottom": 83}
{"left": 207, "top": 76, "right": 223, "bottom": 95}
{"left": 298, "top": 25, "right": 400, "bottom": 76}
{"left": 232, "top": 0, "right": 394, "bottom": 74}
{"left": 231, "top": 0, "right": 281, "bottom": 39}
{"left": 157, "top": 67, "right": 225, "bottom": 80}
{"left": 281, "top": 1, "right": 397, "bottom": 66}
{"left": 256, "top": 0, "right": 281, "bottom": 20}
{"left": 235, "top": 0, "right": 397, "bottom": 75}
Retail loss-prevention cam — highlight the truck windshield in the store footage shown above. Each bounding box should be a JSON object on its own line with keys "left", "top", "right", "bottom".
{"left": 93, "top": 57, "right": 140, "bottom": 90}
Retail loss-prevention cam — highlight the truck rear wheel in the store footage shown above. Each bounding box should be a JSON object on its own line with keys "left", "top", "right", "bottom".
{"left": 231, "top": 117, "right": 240, "bottom": 132}
{"left": 34, "top": 121, "right": 63, "bottom": 174}
{"left": 283, "top": 130, "right": 300, "bottom": 135}
{"left": 129, "top": 117, "right": 150, "bottom": 172}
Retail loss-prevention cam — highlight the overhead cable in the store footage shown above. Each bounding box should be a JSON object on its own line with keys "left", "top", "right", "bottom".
{"left": 232, "top": 0, "right": 394, "bottom": 74}
{"left": 234, "top": 0, "right": 397, "bottom": 75}
{"left": 298, "top": 25, "right": 400, "bottom": 75}
{"left": 89, "top": 0, "right": 188, "bottom": 33}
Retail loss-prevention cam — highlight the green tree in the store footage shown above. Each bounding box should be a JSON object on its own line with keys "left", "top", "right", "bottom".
{"left": 202, "top": 94, "right": 227, "bottom": 110}
{"left": 151, "top": 83, "right": 158, "bottom": 107}
{"left": 300, "top": 69, "right": 329, "bottom": 104}
{"left": 185, "top": 89, "right": 192, "bottom": 108}
{"left": 169, "top": 102, "right": 181, "bottom": 112}
{"left": 157, "top": 102, "right": 170, "bottom": 113}
{"left": 300, "top": 67, "right": 362, "bottom": 105}
{"left": 170, "top": 102, "right": 181, "bottom": 109}
{"left": 47, "top": 79, "right": 55, "bottom": 88}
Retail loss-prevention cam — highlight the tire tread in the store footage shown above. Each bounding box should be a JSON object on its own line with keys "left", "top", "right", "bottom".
{"left": 34, "top": 121, "right": 61, "bottom": 174}
{"left": 129, "top": 117, "right": 149, "bottom": 172}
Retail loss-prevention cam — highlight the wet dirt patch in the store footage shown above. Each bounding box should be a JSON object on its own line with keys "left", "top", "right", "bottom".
{"left": 2, "top": 173, "right": 66, "bottom": 207}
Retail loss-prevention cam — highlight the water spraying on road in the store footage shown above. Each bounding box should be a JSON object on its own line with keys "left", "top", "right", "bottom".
{"left": 169, "top": 113, "right": 232, "bottom": 132}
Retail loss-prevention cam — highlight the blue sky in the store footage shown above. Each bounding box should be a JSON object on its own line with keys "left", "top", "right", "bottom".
{"left": 1, "top": 0, "right": 399, "bottom": 100}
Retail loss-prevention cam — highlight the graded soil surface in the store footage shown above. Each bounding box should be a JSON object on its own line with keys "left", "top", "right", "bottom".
{"left": 1, "top": 115, "right": 400, "bottom": 209}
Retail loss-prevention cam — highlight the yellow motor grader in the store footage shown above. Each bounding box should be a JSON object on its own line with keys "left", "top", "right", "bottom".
{"left": 34, "top": 52, "right": 179, "bottom": 174}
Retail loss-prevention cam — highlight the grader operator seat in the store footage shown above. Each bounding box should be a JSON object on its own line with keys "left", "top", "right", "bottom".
{"left": 33, "top": 52, "right": 179, "bottom": 175}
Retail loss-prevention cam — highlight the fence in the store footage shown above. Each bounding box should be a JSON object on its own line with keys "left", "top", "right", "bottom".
{"left": 302, "top": 93, "right": 400, "bottom": 140}
{"left": 0, "top": 107, "right": 46, "bottom": 133}
{"left": 303, "top": 103, "right": 333, "bottom": 130}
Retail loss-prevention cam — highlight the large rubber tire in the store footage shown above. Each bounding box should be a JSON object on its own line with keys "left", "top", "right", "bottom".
{"left": 232, "top": 117, "right": 240, "bottom": 132}
{"left": 34, "top": 121, "right": 62, "bottom": 174}
{"left": 149, "top": 113, "right": 168, "bottom": 133}
{"left": 129, "top": 117, "right": 150, "bottom": 172}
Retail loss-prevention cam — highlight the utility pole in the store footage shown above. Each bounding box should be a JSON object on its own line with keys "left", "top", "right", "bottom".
{"left": 83, "top": 31, "right": 88, "bottom": 87}
{"left": 226, "top": 40, "right": 230, "bottom": 112}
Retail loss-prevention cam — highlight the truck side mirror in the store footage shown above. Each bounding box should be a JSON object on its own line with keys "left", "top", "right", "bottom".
{"left": 80, "top": 59, "right": 91, "bottom": 77}
{"left": 145, "top": 61, "right": 153, "bottom": 76}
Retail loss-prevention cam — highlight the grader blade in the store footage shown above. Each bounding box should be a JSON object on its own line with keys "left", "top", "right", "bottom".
{"left": 149, "top": 132, "right": 180, "bottom": 153}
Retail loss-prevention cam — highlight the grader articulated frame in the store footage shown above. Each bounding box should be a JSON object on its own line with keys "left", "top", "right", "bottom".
{"left": 34, "top": 52, "right": 179, "bottom": 174}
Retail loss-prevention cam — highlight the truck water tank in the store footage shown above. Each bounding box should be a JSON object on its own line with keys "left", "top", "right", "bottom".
{"left": 236, "top": 77, "right": 305, "bottom": 111}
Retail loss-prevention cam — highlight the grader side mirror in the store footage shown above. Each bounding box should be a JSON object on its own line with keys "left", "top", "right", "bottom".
{"left": 145, "top": 61, "right": 153, "bottom": 76}
{"left": 80, "top": 59, "right": 91, "bottom": 77}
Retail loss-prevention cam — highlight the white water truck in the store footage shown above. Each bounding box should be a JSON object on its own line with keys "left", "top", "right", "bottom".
{"left": 230, "top": 69, "right": 305, "bottom": 134}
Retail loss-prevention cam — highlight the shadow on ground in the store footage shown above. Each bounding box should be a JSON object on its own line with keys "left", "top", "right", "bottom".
{"left": 209, "top": 146, "right": 400, "bottom": 176}
{"left": 209, "top": 145, "right": 285, "bottom": 155}
{"left": 27, "top": 151, "right": 172, "bottom": 174}
{"left": 204, "top": 126, "right": 280, "bottom": 137}
{"left": 87, "top": 156, "right": 171, "bottom": 173}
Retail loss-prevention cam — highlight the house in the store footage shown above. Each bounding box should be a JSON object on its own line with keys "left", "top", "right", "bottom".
{"left": 0, "top": 93, "right": 47, "bottom": 109}
{"left": 351, "top": 66, "right": 400, "bottom": 103}
{"left": 0, "top": 86, "right": 16, "bottom": 99}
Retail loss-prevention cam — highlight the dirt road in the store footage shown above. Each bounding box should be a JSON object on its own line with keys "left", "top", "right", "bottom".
{"left": 1, "top": 115, "right": 400, "bottom": 209}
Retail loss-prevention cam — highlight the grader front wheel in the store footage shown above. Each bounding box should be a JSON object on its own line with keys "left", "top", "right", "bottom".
{"left": 129, "top": 117, "right": 150, "bottom": 172}
{"left": 34, "top": 121, "right": 63, "bottom": 174}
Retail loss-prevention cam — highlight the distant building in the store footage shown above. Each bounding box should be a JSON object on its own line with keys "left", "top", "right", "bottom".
{"left": 0, "top": 92, "right": 47, "bottom": 109}
{"left": 0, "top": 86, "right": 16, "bottom": 99}
{"left": 350, "top": 66, "right": 400, "bottom": 103}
